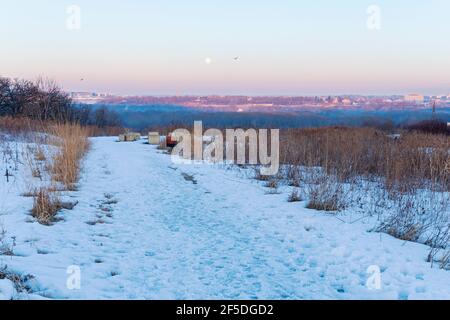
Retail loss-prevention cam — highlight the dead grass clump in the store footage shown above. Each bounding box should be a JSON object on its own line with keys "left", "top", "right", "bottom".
{"left": 255, "top": 171, "right": 271, "bottom": 181}
{"left": 306, "top": 176, "right": 347, "bottom": 212}
{"left": 0, "top": 266, "right": 35, "bottom": 294}
{"left": 288, "top": 188, "right": 303, "bottom": 202}
{"left": 377, "top": 195, "right": 426, "bottom": 242}
{"left": 265, "top": 179, "right": 279, "bottom": 189}
{"left": 31, "top": 168, "right": 42, "bottom": 179}
{"left": 439, "top": 251, "right": 450, "bottom": 270}
{"left": 31, "top": 188, "right": 62, "bottom": 225}
{"left": 378, "top": 192, "right": 448, "bottom": 243}
{"left": 50, "top": 123, "right": 90, "bottom": 190}
{"left": 264, "top": 178, "right": 281, "bottom": 194}
{"left": 34, "top": 146, "right": 46, "bottom": 161}
{"left": 0, "top": 226, "right": 15, "bottom": 256}
{"left": 427, "top": 225, "right": 450, "bottom": 270}
{"left": 283, "top": 165, "right": 303, "bottom": 187}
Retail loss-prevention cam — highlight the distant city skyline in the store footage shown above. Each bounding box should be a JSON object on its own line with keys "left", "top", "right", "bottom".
{"left": 69, "top": 91, "right": 450, "bottom": 109}
{"left": 69, "top": 91, "right": 449, "bottom": 98}
{"left": 1, "top": 1, "right": 450, "bottom": 95}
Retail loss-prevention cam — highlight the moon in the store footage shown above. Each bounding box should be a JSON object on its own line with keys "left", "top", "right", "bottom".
{"left": 205, "top": 57, "right": 212, "bottom": 65}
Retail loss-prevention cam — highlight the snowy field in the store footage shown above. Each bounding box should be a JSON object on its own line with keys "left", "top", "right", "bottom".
{"left": 0, "top": 136, "right": 449, "bottom": 299}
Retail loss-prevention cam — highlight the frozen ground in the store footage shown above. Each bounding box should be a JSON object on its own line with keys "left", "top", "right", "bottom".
{"left": 0, "top": 137, "right": 449, "bottom": 299}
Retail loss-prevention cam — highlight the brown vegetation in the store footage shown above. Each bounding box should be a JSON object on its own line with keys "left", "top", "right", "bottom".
{"left": 287, "top": 188, "right": 303, "bottom": 202}
{"left": 280, "top": 127, "right": 449, "bottom": 192}
{"left": 31, "top": 188, "right": 62, "bottom": 225}
{"left": 279, "top": 127, "right": 449, "bottom": 267}
{"left": 305, "top": 175, "right": 347, "bottom": 212}
{"left": 50, "top": 123, "right": 90, "bottom": 190}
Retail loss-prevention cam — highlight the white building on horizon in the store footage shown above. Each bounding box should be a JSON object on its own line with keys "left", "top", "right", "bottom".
{"left": 404, "top": 94, "right": 425, "bottom": 103}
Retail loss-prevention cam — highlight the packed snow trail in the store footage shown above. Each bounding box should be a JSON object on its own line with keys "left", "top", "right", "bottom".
{"left": 1, "top": 137, "right": 450, "bottom": 299}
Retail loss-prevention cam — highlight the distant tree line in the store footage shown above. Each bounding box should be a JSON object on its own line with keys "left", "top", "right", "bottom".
{"left": 405, "top": 119, "right": 449, "bottom": 135}
{"left": 100, "top": 104, "right": 448, "bottom": 134}
{"left": 0, "top": 77, "right": 121, "bottom": 128}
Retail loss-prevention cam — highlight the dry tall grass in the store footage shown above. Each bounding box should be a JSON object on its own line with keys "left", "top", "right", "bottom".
{"left": 0, "top": 116, "right": 122, "bottom": 138}
{"left": 1, "top": 119, "right": 91, "bottom": 224}
{"left": 50, "top": 123, "right": 90, "bottom": 190}
{"left": 0, "top": 116, "right": 42, "bottom": 134}
{"left": 305, "top": 174, "right": 348, "bottom": 212}
{"left": 31, "top": 188, "right": 62, "bottom": 225}
{"left": 281, "top": 128, "right": 450, "bottom": 192}
{"left": 280, "top": 127, "right": 449, "bottom": 267}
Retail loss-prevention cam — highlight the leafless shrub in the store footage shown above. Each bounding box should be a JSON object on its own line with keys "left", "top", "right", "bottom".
{"left": 427, "top": 225, "right": 450, "bottom": 270}
{"left": 1, "top": 141, "right": 21, "bottom": 180}
{"left": 377, "top": 197, "right": 421, "bottom": 241}
{"left": 288, "top": 188, "right": 303, "bottom": 202}
{"left": 440, "top": 251, "right": 450, "bottom": 270}
{"left": 0, "top": 266, "right": 35, "bottom": 294}
{"left": 0, "top": 226, "right": 15, "bottom": 256}
{"left": 377, "top": 192, "right": 449, "bottom": 245}
{"left": 265, "top": 179, "right": 278, "bottom": 189}
{"left": 286, "top": 165, "right": 302, "bottom": 187}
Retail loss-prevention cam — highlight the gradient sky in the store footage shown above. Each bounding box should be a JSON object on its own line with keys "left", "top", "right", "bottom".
{"left": 1, "top": 0, "right": 450, "bottom": 95}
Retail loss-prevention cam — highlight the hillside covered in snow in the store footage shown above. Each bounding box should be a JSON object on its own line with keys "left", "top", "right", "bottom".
{"left": 1, "top": 136, "right": 449, "bottom": 300}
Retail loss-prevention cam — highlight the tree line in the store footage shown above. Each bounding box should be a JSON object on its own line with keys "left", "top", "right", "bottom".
{"left": 0, "top": 77, "right": 120, "bottom": 127}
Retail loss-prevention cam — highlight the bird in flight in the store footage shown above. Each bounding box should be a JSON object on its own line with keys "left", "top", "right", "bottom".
{"left": 233, "top": 56, "right": 240, "bottom": 61}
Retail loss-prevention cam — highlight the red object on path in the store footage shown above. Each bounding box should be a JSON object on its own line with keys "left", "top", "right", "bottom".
{"left": 166, "top": 133, "right": 178, "bottom": 148}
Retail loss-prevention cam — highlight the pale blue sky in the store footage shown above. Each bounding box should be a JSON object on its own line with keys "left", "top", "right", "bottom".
{"left": 1, "top": 0, "right": 449, "bottom": 95}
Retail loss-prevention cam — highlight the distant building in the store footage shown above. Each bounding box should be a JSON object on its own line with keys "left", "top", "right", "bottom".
{"left": 69, "top": 91, "right": 110, "bottom": 104}
{"left": 70, "top": 92, "right": 96, "bottom": 98}
{"left": 70, "top": 91, "right": 110, "bottom": 98}
{"left": 404, "top": 94, "right": 425, "bottom": 103}
{"left": 342, "top": 98, "right": 352, "bottom": 105}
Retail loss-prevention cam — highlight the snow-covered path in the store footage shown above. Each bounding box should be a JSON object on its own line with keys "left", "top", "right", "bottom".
{"left": 1, "top": 137, "right": 450, "bottom": 299}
